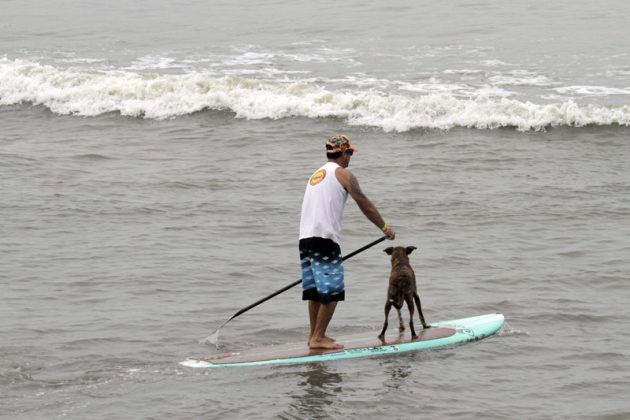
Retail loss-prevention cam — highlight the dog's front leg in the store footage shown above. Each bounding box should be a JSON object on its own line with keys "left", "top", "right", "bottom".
{"left": 378, "top": 301, "right": 393, "bottom": 341}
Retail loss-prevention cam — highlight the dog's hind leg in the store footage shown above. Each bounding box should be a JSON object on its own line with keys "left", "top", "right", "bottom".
{"left": 395, "top": 304, "right": 405, "bottom": 332}
{"left": 413, "top": 293, "right": 430, "bottom": 329}
{"left": 378, "top": 301, "right": 393, "bottom": 341}
{"left": 405, "top": 295, "right": 417, "bottom": 338}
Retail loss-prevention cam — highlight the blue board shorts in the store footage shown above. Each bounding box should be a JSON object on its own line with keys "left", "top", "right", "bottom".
{"left": 299, "top": 237, "right": 345, "bottom": 303}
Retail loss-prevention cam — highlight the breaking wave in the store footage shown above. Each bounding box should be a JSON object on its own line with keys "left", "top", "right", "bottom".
{"left": 1, "top": 58, "right": 629, "bottom": 131}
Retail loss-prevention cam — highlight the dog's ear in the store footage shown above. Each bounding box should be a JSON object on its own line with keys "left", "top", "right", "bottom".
{"left": 384, "top": 247, "right": 394, "bottom": 255}
{"left": 405, "top": 246, "right": 417, "bottom": 255}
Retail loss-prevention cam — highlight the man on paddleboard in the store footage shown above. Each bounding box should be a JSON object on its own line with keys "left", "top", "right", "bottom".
{"left": 300, "top": 134, "right": 395, "bottom": 349}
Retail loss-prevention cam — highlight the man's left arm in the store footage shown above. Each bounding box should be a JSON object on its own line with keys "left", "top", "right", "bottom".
{"left": 336, "top": 168, "right": 395, "bottom": 239}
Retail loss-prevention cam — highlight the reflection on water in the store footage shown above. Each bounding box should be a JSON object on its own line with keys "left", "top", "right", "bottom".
{"left": 279, "top": 357, "right": 424, "bottom": 418}
{"left": 281, "top": 364, "right": 344, "bottom": 419}
{"left": 383, "top": 359, "right": 412, "bottom": 391}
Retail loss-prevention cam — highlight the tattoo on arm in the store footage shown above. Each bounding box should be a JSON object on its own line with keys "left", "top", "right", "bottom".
{"left": 348, "top": 173, "right": 366, "bottom": 199}
{"left": 347, "top": 172, "right": 383, "bottom": 227}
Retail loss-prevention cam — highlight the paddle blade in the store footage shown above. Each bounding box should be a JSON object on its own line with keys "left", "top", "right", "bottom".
{"left": 199, "top": 329, "right": 220, "bottom": 347}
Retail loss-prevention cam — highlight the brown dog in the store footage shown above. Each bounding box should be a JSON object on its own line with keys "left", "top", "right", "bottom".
{"left": 378, "top": 246, "right": 429, "bottom": 340}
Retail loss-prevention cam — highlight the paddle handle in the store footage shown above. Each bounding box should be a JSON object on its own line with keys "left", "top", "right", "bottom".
{"left": 340, "top": 235, "right": 387, "bottom": 261}
{"left": 227, "top": 236, "right": 387, "bottom": 321}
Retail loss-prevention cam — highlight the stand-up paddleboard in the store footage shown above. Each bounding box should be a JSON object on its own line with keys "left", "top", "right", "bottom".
{"left": 181, "top": 313, "right": 504, "bottom": 368}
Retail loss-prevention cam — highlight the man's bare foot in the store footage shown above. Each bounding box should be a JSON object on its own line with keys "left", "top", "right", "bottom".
{"left": 309, "top": 338, "right": 344, "bottom": 350}
{"left": 307, "top": 336, "right": 336, "bottom": 346}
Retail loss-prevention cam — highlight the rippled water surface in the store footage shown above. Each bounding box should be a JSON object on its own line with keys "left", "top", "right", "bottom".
{"left": 2, "top": 105, "right": 629, "bottom": 418}
{"left": 2, "top": 0, "right": 630, "bottom": 418}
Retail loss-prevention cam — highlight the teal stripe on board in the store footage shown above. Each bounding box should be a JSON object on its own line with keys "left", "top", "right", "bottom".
{"left": 181, "top": 313, "right": 505, "bottom": 368}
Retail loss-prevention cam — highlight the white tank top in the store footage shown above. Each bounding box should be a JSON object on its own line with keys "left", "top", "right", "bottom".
{"left": 299, "top": 162, "right": 348, "bottom": 244}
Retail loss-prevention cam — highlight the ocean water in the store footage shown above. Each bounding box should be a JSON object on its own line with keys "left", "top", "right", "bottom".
{"left": 1, "top": 1, "right": 629, "bottom": 419}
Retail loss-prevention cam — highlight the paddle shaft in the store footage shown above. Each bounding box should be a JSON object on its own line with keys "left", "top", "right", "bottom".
{"left": 225, "top": 236, "right": 387, "bottom": 323}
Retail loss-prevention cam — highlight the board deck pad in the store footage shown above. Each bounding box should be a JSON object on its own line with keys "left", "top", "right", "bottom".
{"left": 207, "top": 327, "right": 455, "bottom": 365}
{"left": 182, "top": 313, "right": 504, "bottom": 368}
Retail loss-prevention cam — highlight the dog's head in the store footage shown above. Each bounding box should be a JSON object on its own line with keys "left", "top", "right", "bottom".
{"left": 384, "top": 246, "right": 417, "bottom": 265}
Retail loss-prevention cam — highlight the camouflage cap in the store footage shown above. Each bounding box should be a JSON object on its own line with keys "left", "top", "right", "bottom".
{"left": 325, "top": 134, "right": 359, "bottom": 154}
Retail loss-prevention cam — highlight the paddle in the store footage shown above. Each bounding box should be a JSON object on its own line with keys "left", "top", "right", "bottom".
{"left": 202, "top": 235, "right": 388, "bottom": 346}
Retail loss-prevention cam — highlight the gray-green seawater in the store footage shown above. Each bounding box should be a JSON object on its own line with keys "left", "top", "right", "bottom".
{"left": 2, "top": 1, "right": 630, "bottom": 418}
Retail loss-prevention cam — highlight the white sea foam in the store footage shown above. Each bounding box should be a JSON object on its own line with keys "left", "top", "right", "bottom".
{"left": 1, "top": 58, "right": 629, "bottom": 131}
{"left": 554, "top": 85, "right": 630, "bottom": 96}
{"left": 57, "top": 57, "right": 107, "bottom": 65}
{"left": 489, "top": 71, "right": 554, "bottom": 87}
{"left": 468, "top": 86, "right": 515, "bottom": 98}
{"left": 125, "top": 55, "right": 184, "bottom": 71}
{"left": 482, "top": 59, "right": 510, "bottom": 67}
{"left": 398, "top": 79, "right": 472, "bottom": 94}
{"left": 443, "top": 69, "right": 485, "bottom": 75}
{"left": 222, "top": 52, "right": 275, "bottom": 66}
{"left": 280, "top": 53, "right": 327, "bottom": 63}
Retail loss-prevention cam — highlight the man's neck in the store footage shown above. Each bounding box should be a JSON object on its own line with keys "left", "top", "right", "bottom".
{"left": 328, "top": 158, "right": 347, "bottom": 168}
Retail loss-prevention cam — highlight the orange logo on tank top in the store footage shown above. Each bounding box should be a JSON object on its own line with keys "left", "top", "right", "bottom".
{"left": 309, "top": 169, "right": 326, "bottom": 186}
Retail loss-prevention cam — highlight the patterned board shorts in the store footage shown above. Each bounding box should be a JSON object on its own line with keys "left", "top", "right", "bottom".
{"left": 299, "top": 237, "right": 345, "bottom": 303}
